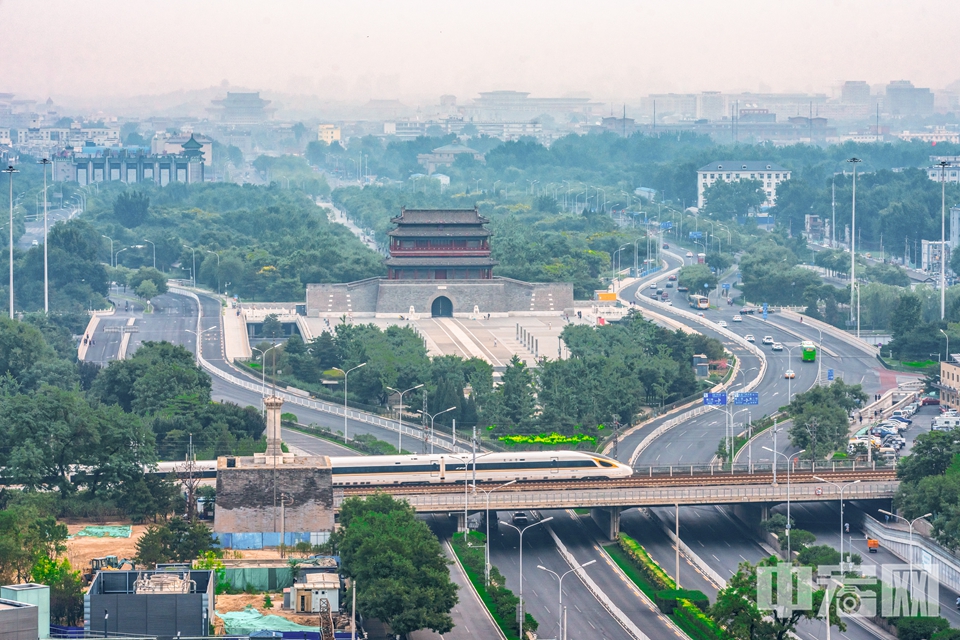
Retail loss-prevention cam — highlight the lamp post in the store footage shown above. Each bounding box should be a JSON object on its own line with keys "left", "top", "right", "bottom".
{"left": 115, "top": 247, "right": 131, "bottom": 268}
{"left": 499, "top": 516, "right": 554, "bottom": 633}
{"left": 3, "top": 165, "right": 18, "bottom": 319}
{"left": 251, "top": 344, "right": 281, "bottom": 413}
{"left": 783, "top": 345, "right": 798, "bottom": 403}
{"left": 814, "top": 477, "right": 861, "bottom": 570}
{"left": 102, "top": 235, "right": 114, "bottom": 268}
{"left": 878, "top": 509, "right": 932, "bottom": 583}
{"left": 207, "top": 250, "right": 221, "bottom": 294}
{"left": 331, "top": 363, "right": 367, "bottom": 442}
{"left": 939, "top": 161, "right": 950, "bottom": 320}
{"left": 185, "top": 326, "right": 218, "bottom": 365}
{"left": 385, "top": 383, "right": 423, "bottom": 453}
{"left": 183, "top": 245, "right": 196, "bottom": 288}
{"left": 538, "top": 560, "right": 596, "bottom": 640}
{"left": 475, "top": 479, "right": 516, "bottom": 585}
{"left": 418, "top": 406, "right": 456, "bottom": 454}
{"left": 39, "top": 158, "right": 51, "bottom": 314}
{"left": 942, "top": 329, "right": 950, "bottom": 363}
{"left": 847, "top": 158, "right": 861, "bottom": 326}
{"left": 142, "top": 239, "right": 156, "bottom": 270}
{"left": 764, "top": 447, "right": 805, "bottom": 558}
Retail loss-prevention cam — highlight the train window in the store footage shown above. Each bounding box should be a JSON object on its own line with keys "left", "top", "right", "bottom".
{"left": 596, "top": 460, "right": 614, "bottom": 467}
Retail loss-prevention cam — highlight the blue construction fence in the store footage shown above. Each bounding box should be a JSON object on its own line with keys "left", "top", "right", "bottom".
{"left": 214, "top": 532, "right": 330, "bottom": 550}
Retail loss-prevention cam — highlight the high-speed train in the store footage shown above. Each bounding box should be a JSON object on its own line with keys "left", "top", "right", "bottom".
{"left": 329, "top": 451, "right": 633, "bottom": 486}
{"left": 150, "top": 451, "right": 633, "bottom": 485}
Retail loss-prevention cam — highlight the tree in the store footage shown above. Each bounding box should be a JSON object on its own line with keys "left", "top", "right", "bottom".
{"left": 334, "top": 494, "right": 457, "bottom": 635}
{"left": 678, "top": 264, "right": 718, "bottom": 294}
{"left": 113, "top": 190, "right": 150, "bottom": 228}
{"left": 30, "top": 556, "right": 84, "bottom": 625}
{"left": 700, "top": 179, "right": 765, "bottom": 219}
{"left": 890, "top": 292, "right": 923, "bottom": 341}
{"left": 129, "top": 267, "right": 168, "bottom": 295}
{"left": 134, "top": 517, "right": 219, "bottom": 567}
{"left": 261, "top": 314, "right": 283, "bottom": 339}
{"left": 135, "top": 280, "right": 158, "bottom": 300}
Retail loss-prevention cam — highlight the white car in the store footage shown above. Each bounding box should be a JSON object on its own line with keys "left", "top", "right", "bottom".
{"left": 784, "top": 369, "right": 795, "bottom": 379}
{"left": 717, "top": 320, "right": 728, "bottom": 328}
{"left": 650, "top": 282, "right": 658, "bottom": 289}
{"left": 744, "top": 334, "right": 755, "bottom": 342}
{"left": 762, "top": 336, "right": 774, "bottom": 345}
{"left": 686, "top": 251, "right": 694, "bottom": 258}
{"left": 732, "top": 315, "right": 743, "bottom": 322}
{"left": 772, "top": 342, "right": 784, "bottom": 351}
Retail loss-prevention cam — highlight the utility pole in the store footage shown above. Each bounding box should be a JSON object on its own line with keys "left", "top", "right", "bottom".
{"left": 831, "top": 177, "right": 836, "bottom": 249}
{"left": 847, "top": 158, "right": 861, "bottom": 324}
{"left": 3, "top": 165, "right": 18, "bottom": 319}
{"left": 940, "top": 161, "right": 950, "bottom": 320}
{"left": 422, "top": 391, "right": 429, "bottom": 454}
{"left": 39, "top": 158, "right": 51, "bottom": 314}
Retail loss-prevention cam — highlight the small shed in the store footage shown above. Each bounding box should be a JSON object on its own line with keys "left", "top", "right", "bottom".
{"left": 692, "top": 354, "right": 709, "bottom": 378}
{"left": 288, "top": 573, "right": 341, "bottom": 614}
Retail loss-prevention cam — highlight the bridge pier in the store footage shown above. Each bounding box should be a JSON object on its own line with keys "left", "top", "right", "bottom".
{"left": 591, "top": 507, "right": 621, "bottom": 541}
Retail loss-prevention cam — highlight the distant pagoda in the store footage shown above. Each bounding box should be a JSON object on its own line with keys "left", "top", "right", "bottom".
{"left": 385, "top": 207, "right": 497, "bottom": 280}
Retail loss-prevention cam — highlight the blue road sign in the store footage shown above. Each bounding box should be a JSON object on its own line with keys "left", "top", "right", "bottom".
{"left": 722, "top": 283, "right": 731, "bottom": 289}
{"left": 762, "top": 302, "right": 769, "bottom": 320}
{"left": 661, "top": 221, "right": 673, "bottom": 229}
{"left": 703, "top": 392, "right": 728, "bottom": 406}
{"left": 689, "top": 231, "right": 703, "bottom": 239}
{"left": 734, "top": 392, "right": 759, "bottom": 406}
{"left": 827, "top": 369, "right": 835, "bottom": 381}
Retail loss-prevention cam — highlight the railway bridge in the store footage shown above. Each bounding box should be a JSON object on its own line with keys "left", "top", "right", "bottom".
{"left": 337, "top": 467, "right": 899, "bottom": 539}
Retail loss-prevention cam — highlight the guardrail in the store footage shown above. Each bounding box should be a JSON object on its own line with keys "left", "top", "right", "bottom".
{"left": 172, "top": 287, "right": 474, "bottom": 455}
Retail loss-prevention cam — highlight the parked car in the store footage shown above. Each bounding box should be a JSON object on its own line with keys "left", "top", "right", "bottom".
{"left": 921, "top": 396, "right": 940, "bottom": 406}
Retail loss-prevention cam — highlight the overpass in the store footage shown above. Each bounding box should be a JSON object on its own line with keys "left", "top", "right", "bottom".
{"left": 336, "top": 468, "right": 898, "bottom": 539}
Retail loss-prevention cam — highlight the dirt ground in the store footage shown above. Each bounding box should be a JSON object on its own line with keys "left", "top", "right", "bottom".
{"left": 65, "top": 523, "right": 149, "bottom": 574}
{"left": 214, "top": 593, "right": 321, "bottom": 626}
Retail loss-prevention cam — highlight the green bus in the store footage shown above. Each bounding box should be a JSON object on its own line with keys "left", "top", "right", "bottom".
{"left": 801, "top": 340, "right": 816, "bottom": 362}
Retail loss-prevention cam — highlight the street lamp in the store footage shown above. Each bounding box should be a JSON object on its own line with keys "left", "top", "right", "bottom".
{"left": 183, "top": 245, "right": 197, "bottom": 288}
{"left": 142, "top": 239, "right": 156, "bottom": 270}
{"left": 847, "top": 157, "right": 861, "bottom": 326}
{"left": 764, "top": 447, "right": 805, "bottom": 558}
{"left": 385, "top": 383, "right": 423, "bottom": 453}
{"left": 101, "top": 235, "right": 114, "bottom": 268}
{"left": 331, "top": 363, "right": 367, "bottom": 442}
{"left": 499, "top": 516, "right": 554, "bottom": 634}
{"left": 941, "top": 329, "right": 950, "bottom": 363}
{"left": 115, "top": 247, "right": 131, "bottom": 267}
{"left": 3, "top": 165, "right": 18, "bottom": 319}
{"left": 251, "top": 344, "right": 281, "bottom": 413}
{"left": 878, "top": 509, "right": 932, "bottom": 582}
{"left": 185, "top": 326, "right": 218, "bottom": 365}
{"left": 814, "top": 477, "right": 861, "bottom": 570}
{"left": 784, "top": 345, "right": 798, "bottom": 403}
{"left": 939, "top": 161, "right": 950, "bottom": 320}
{"left": 474, "top": 479, "right": 516, "bottom": 585}
{"left": 538, "top": 559, "right": 597, "bottom": 640}
{"left": 39, "top": 158, "right": 51, "bottom": 314}
{"left": 418, "top": 406, "right": 456, "bottom": 454}
{"left": 207, "top": 250, "right": 221, "bottom": 294}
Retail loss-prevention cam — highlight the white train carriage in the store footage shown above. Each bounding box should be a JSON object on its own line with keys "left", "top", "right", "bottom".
{"left": 329, "top": 450, "right": 633, "bottom": 486}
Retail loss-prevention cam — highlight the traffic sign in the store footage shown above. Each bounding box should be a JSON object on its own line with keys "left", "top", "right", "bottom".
{"left": 689, "top": 231, "right": 703, "bottom": 239}
{"left": 827, "top": 369, "right": 835, "bottom": 381}
{"left": 734, "top": 392, "right": 759, "bottom": 406}
{"left": 703, "top": 392, "right": 728, "bottom": 406}
{"left": 661, "top": 221, "right": 673, "bottom": 229}
{"left": 762, "top": 302, "right": 769, "bottom": 320}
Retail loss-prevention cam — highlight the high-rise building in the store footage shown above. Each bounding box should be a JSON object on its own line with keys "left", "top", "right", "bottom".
{"left": 885, "top": 81, "right": 934, "bottom": 116}
{"left": 841, "top": 81, "right": 871, "bottom": 105}
{"left": 697, "top": 92, "right": 725, "bottom": 121}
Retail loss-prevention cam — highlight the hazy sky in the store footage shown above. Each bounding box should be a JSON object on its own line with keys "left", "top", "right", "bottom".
{"left": 3, "top": 0, "right": 958, "bottom": 106}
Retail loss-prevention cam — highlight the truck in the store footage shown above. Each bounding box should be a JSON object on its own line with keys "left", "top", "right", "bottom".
{"left": 867, "top": 538, "right": 880, "bottom": 553}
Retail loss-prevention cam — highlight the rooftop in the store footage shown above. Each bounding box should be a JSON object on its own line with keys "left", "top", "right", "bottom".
{"left": 699, "top": 161, "right": 790, "bottom": 172}
{"left": 392, "top": 208, "right": 489, "bottom": 225}
{"left": 429, "top": 143, "right": 480, "bottom": 154}
{"left": 388, "top": 226, "right": 490, "bottom": 238}
{"left": 384, "top": 256, "right": 498, "bottom": 267}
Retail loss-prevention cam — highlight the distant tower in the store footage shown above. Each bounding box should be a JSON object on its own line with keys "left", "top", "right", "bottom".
{"left": 262, "top": 395, "right": 285, "bottom": 461}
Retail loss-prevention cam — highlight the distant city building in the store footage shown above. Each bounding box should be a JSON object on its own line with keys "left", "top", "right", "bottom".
{"left": 151, "top": 132, "right": 214, "bottom": 167}
{"left": 640, "top": 93, "right": 697, "bottom": 120}
{"left": 599, "top": 116, "right": 636, "bottom": 135}
{"left": 884, "top": 81, "right": 934, "bottom": 116}
{"left": 903, "top": 128, "right": 960, "bottom": 145}
{"left": 950, "top": 206, "right": 960, "bottom": 250}
{"left": 14, "top": 123, "right": 120, "bottom": 155}
{"left": 317, "top": 124, "right": 341, "bottom": 144}
{"left": 697, "top": 161, "right": 791, "bottom": 208}
{"left": 466, "top": 90, "right": 598, "bottom": 121}
{"left": 209, "top": 92, "right": 274, "bottom": 124}
{"left": 841, "top": 81, "right": 871, "bottom": 105}
{"left": 739, "top": 108, "right": 776, "bottom": 123}
{"left": 697, "top": 92, "right": 725, "bottom": 121}
{"left": 53, "top": 138, "right": 205, "bottom": 185}
{"left": 416, "top": 143, "right": 484, "bottom": 174}
{"left": 928, "top": 162, "right": 960, "bottom": 185}
{"left": 804, "top": 214, "right": 824, "bottom": 242}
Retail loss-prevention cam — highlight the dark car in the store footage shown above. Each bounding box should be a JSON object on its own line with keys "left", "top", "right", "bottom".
{"left": 663, "top": 243, "right": 670, "bottom": 249}
{"left": 512, "top": 512, "right": 529, "bottom": 526}
{"left": 677, "top": 285, "right": 689, "bottom": 292}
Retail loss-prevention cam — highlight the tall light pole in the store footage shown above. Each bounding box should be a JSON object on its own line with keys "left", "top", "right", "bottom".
{"left": 142, "top": 239, "right": 156, "bottom": 270}
{"left": 39, "top": 158, "right": 51, "bottom": 314}
{"left": 251, "top": 344, "right": 281, "bottom": 414}
{"left": 538, "top": 560, "right": 596, "bottom": 640}
{"left": 207, "top": 250, "right": 221, "bottom": 294}
{"left": 847, "top": 158, "right": 861, "bottom": 324}
{"left": 185, "top": 326, "right": 218, "bottom": 365}
{"left": 3, "top": 165, "right": 18, "bottom": 319}
{"left": 183, "top": 244, "right": 196, "bottom": 288}
{"left": 785, "top": 345, "right": 797, "bottom": 403}
{"left": 878, "top": 509, "right": 932, "bottom": 582}
{"left": 102, "top": 235, "right": 114, "bottom": 268}
{"left": 385, "top": 383, "right": 423, "bottom": 453}
{"left": 814, "top": 477, "right": 861, "bottom": 570}
{"left": 942, "top": 328, "right": 950, "bottom": 362}
{"left": 115, "top": 247, "right": 131, "bottom": 268}
{"left": 499, "top": 516, "right": 554, "bottom": 634}
{"left": 418, "top": 406, "right": 456, "bottom": 454}
{"left": 939, "top": 161, "right": 950, "bottom": 320}
{"left": 475, "top": 479, "right": 516, "bottom": 585}
{"left": 764, "top": 447, "right": 804, "bottom": 558}
{"left": 332, "top": 363, "right": 366, "bottom": 442}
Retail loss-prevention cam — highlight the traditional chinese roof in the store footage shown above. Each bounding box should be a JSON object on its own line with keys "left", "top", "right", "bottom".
{"left": 388, "top": 226, "right": 491, "bottom": 238}
{"left": 384, "top": 256, "right": 498, "bottom": 267}
{"left": 391, "top": 208, "right": 489, "bottom": 225}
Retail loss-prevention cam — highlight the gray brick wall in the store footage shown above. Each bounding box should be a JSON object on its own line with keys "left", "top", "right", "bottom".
{"left": 0, "top": 603, "right": 37, "bottom": 640}
{"left": 214, "top": 459, "right": 334, "bottom": 534}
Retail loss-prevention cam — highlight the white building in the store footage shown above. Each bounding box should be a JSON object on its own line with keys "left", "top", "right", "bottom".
{"left": 927, "top": 163, "right": 960, "bottom": 184}
{"left": 900, "top": 128, "right": 960, "bottom": 145}
{"left": 697, "top": 161, "right": 791, "bottom": 208}
{"left": 317, "top": 124, "right": 341, "bottom": 144}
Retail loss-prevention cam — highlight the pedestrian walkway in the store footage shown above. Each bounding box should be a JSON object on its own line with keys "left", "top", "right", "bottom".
{"left": 222, "top": 300, "right": 251, "bottom": 361}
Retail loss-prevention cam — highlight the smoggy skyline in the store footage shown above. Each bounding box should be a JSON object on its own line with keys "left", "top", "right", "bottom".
{"left": 2, "top": 0, "right": 959, "bottom": 107}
